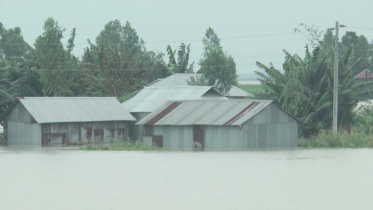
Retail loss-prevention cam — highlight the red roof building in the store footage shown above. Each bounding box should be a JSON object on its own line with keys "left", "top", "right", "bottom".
{"left": 354, "top": 69, "right": 373, "bottom": 79}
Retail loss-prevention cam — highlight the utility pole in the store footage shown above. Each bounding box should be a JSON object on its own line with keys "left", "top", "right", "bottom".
{"left": 332, "top": 21, "right": 339, "bottom": 137}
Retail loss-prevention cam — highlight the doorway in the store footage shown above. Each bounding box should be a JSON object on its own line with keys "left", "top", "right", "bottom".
{"left": 193, "top": 126, "right": 204, "bottom": 149}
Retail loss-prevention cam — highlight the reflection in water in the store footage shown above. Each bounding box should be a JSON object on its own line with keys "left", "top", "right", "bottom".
{"left": 0, "top": 146, "right": 372, "bottom": 210}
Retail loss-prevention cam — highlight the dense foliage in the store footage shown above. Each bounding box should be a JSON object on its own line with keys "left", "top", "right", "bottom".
{"left": 195, "top": 27, "right": 238, "bottom": 96}
{"left": 256, "top": 27, "right": 373, "bottom": 136}
{"left": 0, "top": 18, "right": 174, "bottom": 119}
{"left": 0, "top": 19, "right": 241, "bottom": 122}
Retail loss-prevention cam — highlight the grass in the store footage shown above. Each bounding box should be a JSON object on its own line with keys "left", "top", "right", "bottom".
{"left": 80, "top": 140, "right": 162, "bottom": 151}
{"left": 238, "top": 84, "right": 265, "bottom": 98}
{"left": 299, "top": 129, "right": 373, "bottom": 148}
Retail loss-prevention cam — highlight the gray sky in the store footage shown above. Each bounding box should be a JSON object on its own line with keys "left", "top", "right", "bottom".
{"left": 1, "top": 0, "right": 373, "bottom": 75}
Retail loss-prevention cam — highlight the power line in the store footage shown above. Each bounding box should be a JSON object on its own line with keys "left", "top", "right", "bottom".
{"left": 0, "top": 63, "right": 286, "bottom": 72}
{"left": 0, "top": 32, "right": 296, "bottom": 46}
{"left": 146, "top": 32, "right": 295, "bottom": 44}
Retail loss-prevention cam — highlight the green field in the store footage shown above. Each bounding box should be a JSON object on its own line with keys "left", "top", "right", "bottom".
{"left": 238, "top": 84, "right": 266, "bottom": 98}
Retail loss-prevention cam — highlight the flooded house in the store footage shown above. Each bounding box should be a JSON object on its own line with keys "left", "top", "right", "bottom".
{"left": 122, "top": 86, "right": 226, "bottom": 141}
{"left": 2, "top": 97, "right": 136, "bottom": 146}
{"left": 147, "top": 73, "right": 252, "bottom": 98}
{"left": 136, "top": 100, "right": 300, "bottom": 150}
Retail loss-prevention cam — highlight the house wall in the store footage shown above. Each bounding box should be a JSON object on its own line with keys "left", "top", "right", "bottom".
{"left": 143, "top": 125, "right": 194, "bottom": 150}
{"left": 5, "top": 102, "right": 41, "bottom": 145}
{"left": 243, "top": 103, "right": 298, "bottom": 147}
{"left": 6, "top": 118, "right": 128, "bottom": 146}
{"left": 142, "top": 104, "right": 298, "bottom": 150}
{"left": 7, "top": 121, "right": 41, "bottom": 145}
{"left": 6, "top": 103, "right": 34, "bottom": 123}
{"left": 129, "top": 112, "right": 149, "bottom": 141}
{"left": 42, "top": 121, "right": 128, "bottom": 146}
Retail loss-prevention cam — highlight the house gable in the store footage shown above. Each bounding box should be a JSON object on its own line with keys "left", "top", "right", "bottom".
{"left": 5, "top": 102, "right": 35, "bottom": 123}
{"left": 244, "top": 103, "right": 298, "bottom": 125}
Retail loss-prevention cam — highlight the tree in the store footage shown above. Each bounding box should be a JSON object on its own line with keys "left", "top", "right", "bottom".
{"left": 256, "top": 30, "right": 373, "bottom": 136}
{"left": 197, "top": 27, "right": 238, "bottom": 96}
{"left": 35, "top": 17, "right": 80, "bottom": 96}
{"left": 0, "top": 22, "right": 36, "bottom": 67}
{"left": 0, "top": 23, "right": 42, "bottom": 118}
{"left": 83, "top": 20, "right": 170, "bottom": 97}
{"left": 341, "top": 31, "right": 371, "bottom": 75}
{"left": 166, "top": 43, "right": 194, "bottom": 73}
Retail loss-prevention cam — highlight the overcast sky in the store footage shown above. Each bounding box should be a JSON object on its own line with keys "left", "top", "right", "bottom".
{"left": 1, "top": 0, "right": 373, "bottom": 75}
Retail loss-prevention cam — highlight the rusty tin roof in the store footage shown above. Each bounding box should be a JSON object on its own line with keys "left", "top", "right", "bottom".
{"left": 136, "top": 99, "right": 295, "bottom": 126}
{"left": 354, "top": 69, "right": 373, "bottom": 79}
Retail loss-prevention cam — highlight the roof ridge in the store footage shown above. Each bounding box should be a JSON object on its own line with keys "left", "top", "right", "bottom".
{"left": 21, "top": 97, "right": 117, "bottom": 99}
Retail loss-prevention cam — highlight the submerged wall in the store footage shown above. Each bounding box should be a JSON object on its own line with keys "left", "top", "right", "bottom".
{"left": 41, "top": 121, "right": 128, "bottom": 146}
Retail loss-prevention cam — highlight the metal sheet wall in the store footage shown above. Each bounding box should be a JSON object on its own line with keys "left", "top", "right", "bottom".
{"left": 6, "top": 103, "right": 33, "bottom": 123}
{"left": 129, "top": 112, "right": 149, "bottom": 141}
{"left": 7, "top": 121, "right": 41, "bottom": 145}
{"left": 153, "top": 125, "right": 193, "bottom": 150}
{"left": 6, "top": 121, "right": 128, "bottom": 146}
{"left": 241, "top": 103, "right": 299, "bottom": 148}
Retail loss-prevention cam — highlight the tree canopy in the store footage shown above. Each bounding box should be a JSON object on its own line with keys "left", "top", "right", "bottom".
{"left": 197, "top": 27, "right": 238, "bottom": 96}
{"left": 256, "top": 27, "right": 373, "bottom": 136}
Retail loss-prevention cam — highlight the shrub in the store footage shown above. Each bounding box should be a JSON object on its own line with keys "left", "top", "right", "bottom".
{"left": 81, "top": 139, "right": 161, "bottom": 151}
{"left": 299, "top": 129, "right": 373, "bottom": 148}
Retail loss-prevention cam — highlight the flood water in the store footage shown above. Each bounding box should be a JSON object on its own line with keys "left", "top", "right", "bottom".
{"left": 1, "top": 147, "right": 372, "bottom": 210}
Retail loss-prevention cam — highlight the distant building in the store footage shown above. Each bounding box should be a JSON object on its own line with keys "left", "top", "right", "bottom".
{"left": 1, "top": 97, "right": 136, "bottom": 146}
{"left": 137, "top": 100, "right": 300, "bottom": 150}
{"left": 148, "top": 73, "right": 252, "bottom": 98}
{"left": 122, "top": 86, "right": 225, "bottom": 141}
{"left": 354, "top": 69, "right": 373, "bottom": 81}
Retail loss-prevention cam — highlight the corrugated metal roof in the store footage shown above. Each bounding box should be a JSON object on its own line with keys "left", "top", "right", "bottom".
{"left": 136, "top": 100, "right": 274, "bottom": 126}
{"left": 148, "top": 73, "right": 252, "bottom": 97}
{"left": 226, "top": 86, "right": 252, "bottom": 97}
{"left": 19, "top": 97, "right": 136, "bottom": 123}
{"left": 122, "top": 86, "right": 225, "bottom": 113}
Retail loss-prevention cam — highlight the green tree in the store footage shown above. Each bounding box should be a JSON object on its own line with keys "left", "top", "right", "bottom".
{"left": 83, "top": 20, "right": 169, "bottom": 97}
{"left": 256, "top": 30, "right": 373, "bottom": 136}
{"left": 341, "top": 31, "right": 371, "bottom": 75}
{"left": 166, "top": 43, "right": 194, "bottom": 73}
{"left": 0, "top": 23, "right": 42, "bottom": 118}
{"left": 197, "top": 27, "right": 238, "bottom": 96}
{"left": 0, "top": 22, "right": 36, "bottom": 67}
{"left": 35, "top": 17, "right": 80, "bottom": 96}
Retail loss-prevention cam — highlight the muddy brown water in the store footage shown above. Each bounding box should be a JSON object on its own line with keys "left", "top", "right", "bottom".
{"left": 1, "top": 146, "right": 372, "bottom": 210}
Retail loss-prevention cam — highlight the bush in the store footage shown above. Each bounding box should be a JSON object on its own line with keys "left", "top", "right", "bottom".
{"left": 299, "top": 129, "right": 373, "bottom": 148}
{"left": 80, "top": 139, "right": 161, "bottom": 151}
